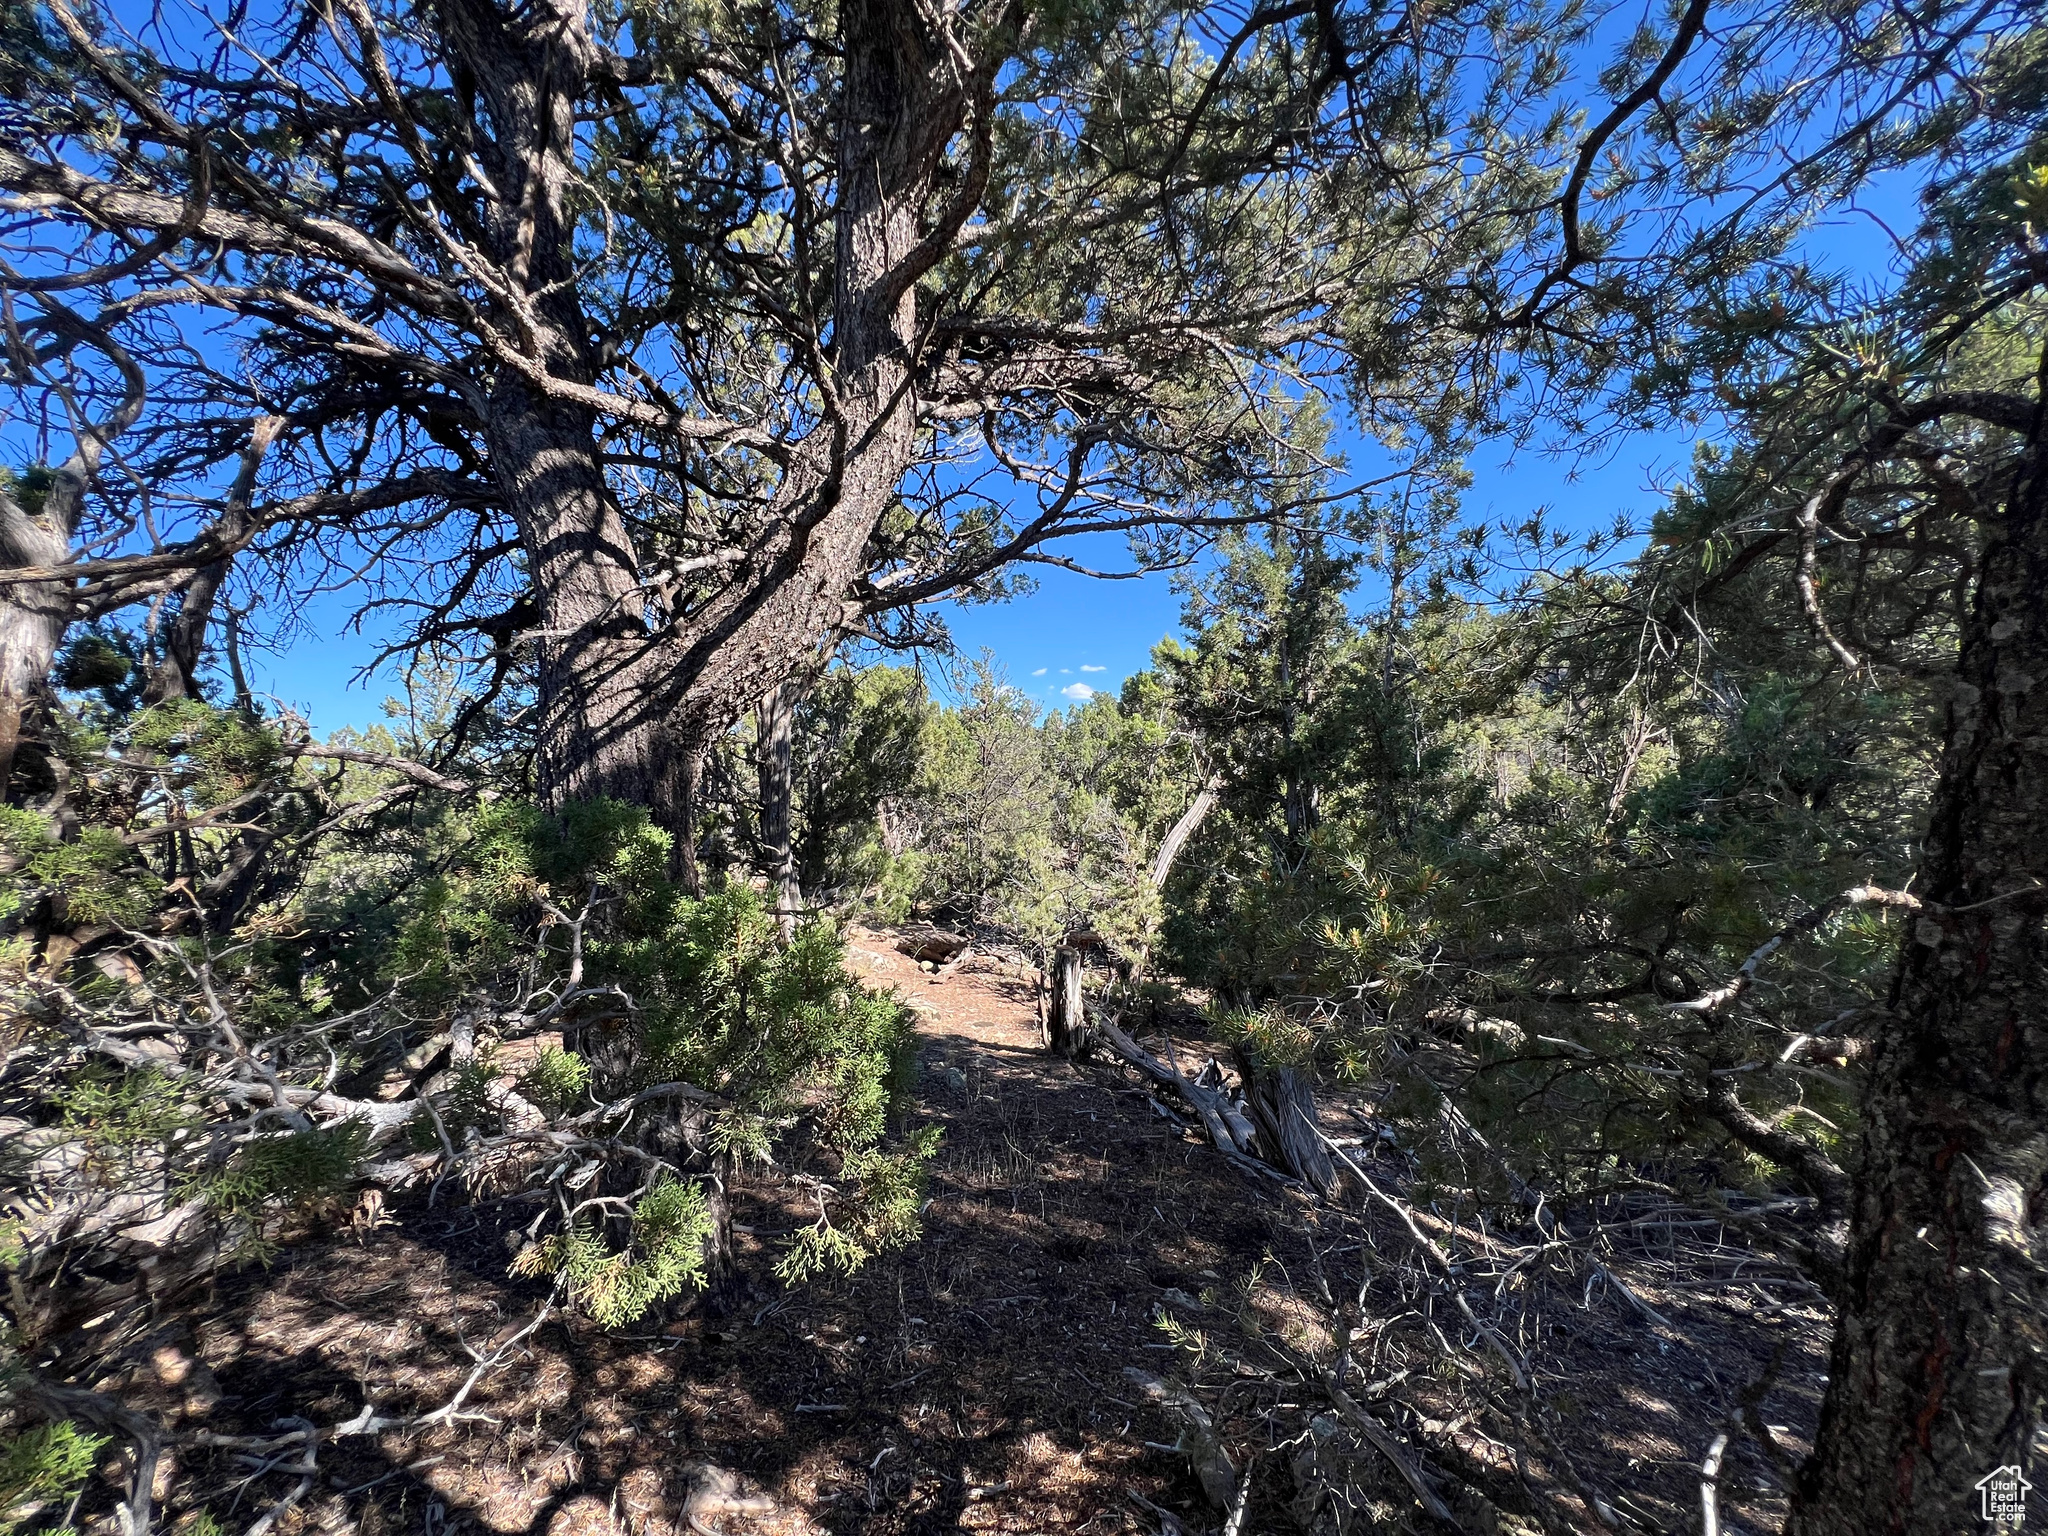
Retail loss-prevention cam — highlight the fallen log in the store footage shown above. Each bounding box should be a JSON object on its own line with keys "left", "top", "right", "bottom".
{"left": 1096, "top": 1017, "right": 1259, "bottom": 1159}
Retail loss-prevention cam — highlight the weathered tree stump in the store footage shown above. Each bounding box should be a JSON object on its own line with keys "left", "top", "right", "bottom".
{"left": 1046, "top": 946, "right": 1091, "bottom": 1057}
{"left": 1233, "top": 1043, "right": 1340, "bottom": 1197}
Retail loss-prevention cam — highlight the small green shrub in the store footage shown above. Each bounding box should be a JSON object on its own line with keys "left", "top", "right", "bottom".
{"left": 198, "top": 1120, "right": 371, "bottom": 1226}
{"left": 518, "top": 1047, "right": 591, "bottom": 1112}
{"left": 0, "top": 807, "right": 53, "bottom": 864}
{"left": 444, "top": 1057, "right": 502, "bottom": 1141}
{"left": 1211, "top": 1004, "right": 1319, "bottom": 1069}
{"left": 0, "top": 1422, "right": 106, "bottom": 1535}
{"left": 125, "top": 700, "right": 281, "bottom": 806}
{"left": 57, "top": 1066, "right": 201, "bottom": 1177}
{"left": 512, "top": 1175, "right": 712, "bottom": 1326}
{"left": 776, "top": 1125, "right": 941, "bottom": 1285}
{"left": 21, "top": 829, "right": 154, "bottom": 927}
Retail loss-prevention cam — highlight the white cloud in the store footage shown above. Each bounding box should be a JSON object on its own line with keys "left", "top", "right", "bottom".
{"left": 1079, "top": 664, "right": 1105, "bottom": 672}
{"left": 1030, "top": 667, "right": 1047, "bottom": 676}
{"left": 1060, "top": 668, "right": 1071, "bottom": 674}
{"left": 1060, "top": 682, "right": 1097, "bottom": 701}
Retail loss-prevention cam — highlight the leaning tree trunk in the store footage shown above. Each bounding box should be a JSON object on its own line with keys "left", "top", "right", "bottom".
{"left": 639, "top": 0, "right": 971, "bottom": 764}
{"left": 1787, "top": 436, "right": 2048, "bottom": 1534}
{"left": 1044, "top": 946, "right": 1090, "bottom": 1057}
{"left": 0, "top": 482, "right": 72, "bottom": 801}
{"left": 1150, "top": 773, "right": 1219, "bottom": 891}
{"left": 1232, "top": 1042, "right": 1340, "bottom": 1197}
{"left": 0, "top": 321, "right": 142, "bottom": 800}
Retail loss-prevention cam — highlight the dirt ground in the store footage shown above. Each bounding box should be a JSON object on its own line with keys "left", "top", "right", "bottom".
{"left": 102, "top": 928, "right": 1837, "bottom": 1536}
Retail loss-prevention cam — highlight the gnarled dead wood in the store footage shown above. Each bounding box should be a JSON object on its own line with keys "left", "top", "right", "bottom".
{"left": 16, "top": 1379, "right": 164, "bottom": 1536}
{"left": 680, "top": 1463, "right": 777, "bottom": 1535}
{"left": 1149, "top": 776, "right": 1219, "bottom": 891}
{"left": 1045, "top": 946, "right": 1091, "bottom": 1058}
{"left": 1231, "top": 1043, "right": 1339, "bottom": 1196}
{"left": 1123, "top": 1367, "right": 1238, "bottom": 1509}
{"left": 1096, "top": 1016, "right": 1257, "bottom": 1160}
{"left": 1321, "top": 1375, "right": 1462, "bottom": 1530}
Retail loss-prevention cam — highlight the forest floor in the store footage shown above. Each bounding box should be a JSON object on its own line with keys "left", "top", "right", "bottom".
{"left": 117, "top": 929, "right": 1837, "bottom": 1536}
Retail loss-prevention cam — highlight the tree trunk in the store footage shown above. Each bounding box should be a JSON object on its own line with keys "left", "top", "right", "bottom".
{"left": 1232, "top": 1043, "right": 1340, "bottom": 1197}
{"left": 0, "top": 320, "right": 143, "bottom": 801}
{"left": 442, "top": 0, "right": 980, "bottom": 851}
{"left": 1046, "top": 946, "right": 1089, "bottom": 1057}
{"left": 487, "top": 394, "right": 679, "bottom": 817}
{"left": 634, "top": 0, "right": 966, "bottom": 755}
{"left": 698, "top": 1154, "right": 739, "bottom": 1310}
{"left": 458, "top": 0, "right": 962, "bottom": 838}
{"left": 0, "top": 483, "right": 72, "bottom": 801}
{"left": 0, "top": 0, "right": 980, "bottom": 847}
{"left": 142, "top": 421, "right": 283, "bottom": 928}
{"left": 756, "top": 682, "right": 799, "bottom": 937}
{"left": 1788, "top": 439, "right": 2048, "bottom": 1534}
{"left": 142, "top": 417, "right": 279, "bottom": 707}
{"left": 650, "top": 733, "right": 709, "bottom": 894}
{"left": 1150, "top": 775, "right": 1220, "bottom": 890}
{"left": 436, "top": 0, "right": 686, "bottom": 827}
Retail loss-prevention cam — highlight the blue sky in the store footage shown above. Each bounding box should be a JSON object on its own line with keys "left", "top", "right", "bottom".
{"left": 246, "top": 151, "right": 1926, "bottom": 732}
{"left": 933, "top": 424, "right": 1697, "bottom": 713}
{"left": 245, "top": 423, "right": 1694, "bottom": 732}
{"left": 84, "top": 6, "right": 1923, "bottom": 735}
{"left": 932, "top": 165, "right": 1929, "bottom": 716}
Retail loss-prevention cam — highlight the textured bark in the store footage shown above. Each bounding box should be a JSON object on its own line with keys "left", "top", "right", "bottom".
{"left": 141, "top": 557, "right": 224, "bottom": 707}
{"left": 2, "top": 0, "right": 984, "bottom": 830}
{"left": 1232, "top": 1043, "right": 1340, "bottom": 1197}
{"left": 1788, "top": 434, "right": 2048, "bottom": 1534}
{"left": 652, "top": 0, "right": 962, "bottom": 750}
{"left": 1046, "top": 946, "right": 1089, "bottom": 1057}
{"left": 1150, "top": 775, "right": 1220, "bottom": 890}
{"left": 1281, "top": 776, "right": 1318, "bottom": 858}
{"left": 1123, "top": 1368, "right": 1238, "bottom": 1509}
{"left": 0, "top": 483, "right": 71, "bottom": 798}
{"left": 134, "top": 420, "right": 284, "bottom": 930}
{"left": 1097, "top": 1016, "right": 1261, "bottom": 1158}
{"left": 698, "top": 1155, "right": 739, "bottom": 1309}
{"left": 487, "top": 393, "right": 677, "bottom": 813}
{"left": 432, "top": 0, "right": 680, "bottom": 815}
{"left": 593, "top": 1066, "right": 738, "bottom": 1310}
{"left": 0, "top": 324, "right": 143, "bottom": 799}
{"left": 448, "top": 0, "right": 969, "bottom": 825}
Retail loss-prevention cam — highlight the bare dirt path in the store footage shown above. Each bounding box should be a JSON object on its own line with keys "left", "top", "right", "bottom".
{"left": 136, "top": 928, "right": 1832, "bottom": 1536}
